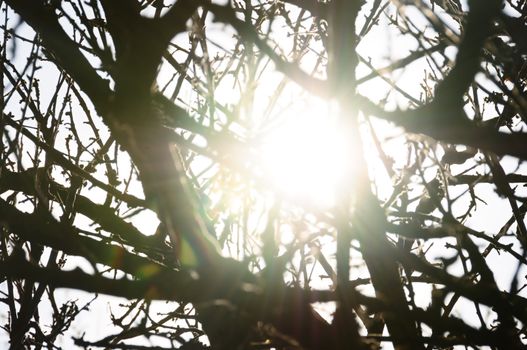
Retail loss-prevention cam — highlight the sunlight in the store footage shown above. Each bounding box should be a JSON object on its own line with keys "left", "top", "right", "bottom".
{"left": 259, "top": 100, "right": 349, "bottom": 208}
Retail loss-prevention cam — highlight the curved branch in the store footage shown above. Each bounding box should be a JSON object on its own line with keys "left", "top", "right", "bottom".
{"left": 5, "top": 0, "right": 111, "bottom": 114}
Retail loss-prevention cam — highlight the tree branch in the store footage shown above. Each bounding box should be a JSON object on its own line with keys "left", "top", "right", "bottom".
{"left": 5, "top": 0, "right": 111, "bottom": 114}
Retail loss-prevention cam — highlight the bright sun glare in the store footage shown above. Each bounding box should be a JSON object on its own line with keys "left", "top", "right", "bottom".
{"left": 260, "top": 100, "right": 348, "bottom": 208}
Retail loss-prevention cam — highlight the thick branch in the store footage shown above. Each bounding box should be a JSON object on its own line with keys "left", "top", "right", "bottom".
{"left": 435, "top": 0, "right": 502, "bottom": 106}
{"left": 357, "top": 95, "right": 527, "bottom": 161}
{"left": 0, "top": 168, "right": 169, "bottom": 257}
{"left": 0, "top": 198, "right": 164, "bottom": 277}
{"left": 5, "top": 0, "right": 111, "bottom": 114}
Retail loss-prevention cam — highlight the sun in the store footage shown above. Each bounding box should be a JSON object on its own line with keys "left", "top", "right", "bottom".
{"left": 259, "top": 100, "right": 349, "bottom": 208}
